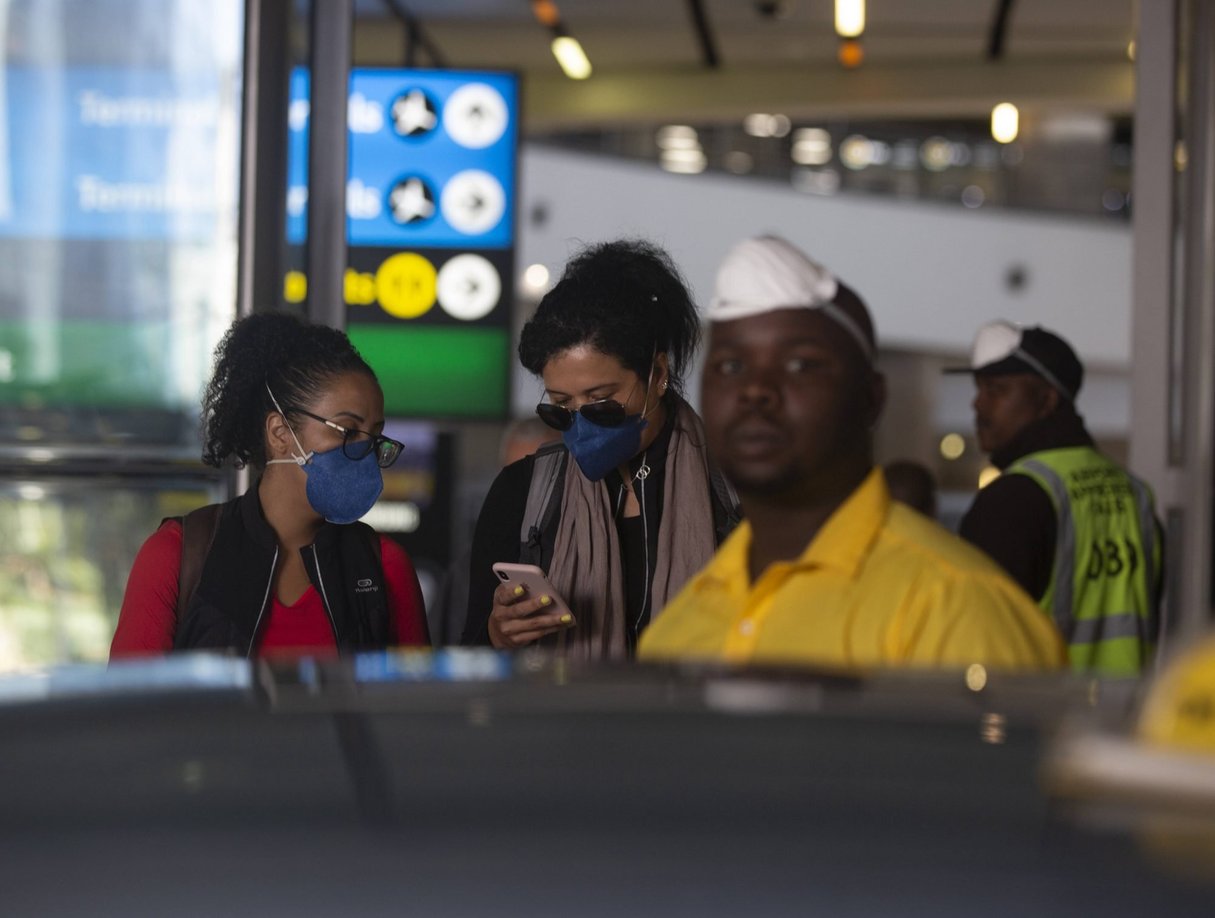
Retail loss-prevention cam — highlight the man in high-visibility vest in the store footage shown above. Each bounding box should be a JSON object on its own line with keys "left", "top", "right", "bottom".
{"left": 951, "top": 321, "right": 1162, "bottom": 677}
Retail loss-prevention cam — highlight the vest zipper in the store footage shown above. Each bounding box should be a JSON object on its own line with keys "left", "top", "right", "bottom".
{"left": 636, "top": 458, "right": 651, "bottom": 638}
{"left": 311, "top": 545, "right": 341, "bottom": 645}
{"left": 247, "top": 546, "right": 279, "bottom": 657}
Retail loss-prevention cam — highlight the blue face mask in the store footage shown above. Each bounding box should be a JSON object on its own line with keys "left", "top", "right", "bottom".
{"left": 301, "top": 445, "right": 385, "bottom": 525}
{"left": 563, "top": 412, "right": 648, "bottom": 483}
{"left": 265, "top": 388, "right": 384, "bottom": 525}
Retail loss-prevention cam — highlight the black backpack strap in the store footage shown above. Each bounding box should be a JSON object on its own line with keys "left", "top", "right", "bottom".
{"left": 707, "top": 459, "right": 742, "bottom": 545}
{"left": 519, "top": 443, "right": 567, "bottom": 568}
{"left": 175, "top": 504, "right": 223, "bottom": 635}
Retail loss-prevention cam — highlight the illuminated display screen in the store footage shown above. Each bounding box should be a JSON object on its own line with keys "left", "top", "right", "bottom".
{"left": 286, "top": 68, "right": 517, "bottom": 420}
{"left": 0, "top": 2, "right": 244, "bottom": 446}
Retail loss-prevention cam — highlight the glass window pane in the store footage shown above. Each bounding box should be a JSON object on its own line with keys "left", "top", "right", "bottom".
{"left": 0, "top": 477, "right": 223, "bottom": 668}
{"left": 0, "top": 0, "right": 244, "bottom": 454}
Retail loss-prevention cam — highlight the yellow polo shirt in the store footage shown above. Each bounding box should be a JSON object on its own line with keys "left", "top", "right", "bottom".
{"left": 639, "top": 469, "right": 1065, "bottom": 671}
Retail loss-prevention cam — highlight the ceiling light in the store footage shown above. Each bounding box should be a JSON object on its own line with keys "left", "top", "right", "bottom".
{"left": 551, "top": 35, "right": 592, "bottom": 80}
{"left": 792, "top": 134, "right": 832, "bottom": 166}
{"left": 839, "top": 134, "right": 875, "bottom": 170}
{"left": 835, "top": 0, "right": 865, "bottom": 39}
{"left": 531, "top": 0, "right": 560, "bottom": 27}
{"left": 991, "top": 102, "right": 1019, "bottom": 144}
{"left": 939, "top": 434, "right": 965, "bottom": 460}
{"left": 661, "top": 147, "right": 706, "bottom": 174}
{"left": 837, "top": 38, "right": 864, "bottom": 68}
{"left": 656, "top": 125, "right": 699, "bottom": 149}
{"left": 522, "top": 263, "right": 550, "bottom": 294}
{"left": 661, "top": 147, "right": 706, "bottom": 165}
{"left": 661, "top": 157, "right": 706, "bottom": 175}
{"left": 744, "top": 113, "right": 773, "bottom": 137}
{"left": 919, "top": 136, "right": 953, "bottom": 171}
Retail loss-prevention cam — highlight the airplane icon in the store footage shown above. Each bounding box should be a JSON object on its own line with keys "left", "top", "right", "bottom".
{"left": 388, "top": 176, "right": 435, "bottom": 224}
{"left": 390, "top": 88, "right": 438, "bottom": 137}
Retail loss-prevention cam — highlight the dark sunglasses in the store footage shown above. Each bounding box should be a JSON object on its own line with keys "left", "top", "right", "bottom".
{"left": 535, "top": 398, "right": 630, "bottom": 432}
{"left": 293, "top": 408, "right": 405, "bottom": 468}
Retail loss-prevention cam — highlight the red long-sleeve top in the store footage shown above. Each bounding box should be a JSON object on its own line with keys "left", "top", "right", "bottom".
{"left": 111, "top": 521, "right": 428, "bottom": 658}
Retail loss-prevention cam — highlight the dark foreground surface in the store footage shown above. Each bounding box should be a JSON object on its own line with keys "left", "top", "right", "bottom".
{"left": 0, "top": 653, "right": 1210, "bottom": 917}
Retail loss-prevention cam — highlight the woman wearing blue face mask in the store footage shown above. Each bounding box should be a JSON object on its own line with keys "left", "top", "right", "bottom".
{"left": 111, "top": 313, "right": 429, "bottom": 658}
{"left": 462, "top": 240, "right": 740, "bottom": 658}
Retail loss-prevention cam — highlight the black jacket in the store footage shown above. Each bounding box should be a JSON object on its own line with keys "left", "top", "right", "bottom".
{"left": 461, "top": 411, "right": 738, "bottom": 649}
{"left": 174, "top": 481, "right": 391, "bottom": 655}
{"left": 959, "top": 408, "right": 1099, "bottom": 601}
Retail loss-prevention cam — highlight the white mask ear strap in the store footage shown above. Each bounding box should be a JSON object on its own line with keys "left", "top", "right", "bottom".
{"left": 264, "top": 383, "right": 313, "bottom": 465}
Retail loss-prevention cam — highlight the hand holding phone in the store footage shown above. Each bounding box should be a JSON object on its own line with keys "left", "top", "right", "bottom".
{"left": 488, "top": 562, "right": 576, "bottom": 649}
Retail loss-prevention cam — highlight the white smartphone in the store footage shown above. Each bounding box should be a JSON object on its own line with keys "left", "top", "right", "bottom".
{"left": 491, "top": 562, "right": 573, "bottom": 618}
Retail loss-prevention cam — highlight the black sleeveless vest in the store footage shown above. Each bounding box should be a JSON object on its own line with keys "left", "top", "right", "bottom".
{"left": 172, "top": 482, "right": 391, "bottom": 655}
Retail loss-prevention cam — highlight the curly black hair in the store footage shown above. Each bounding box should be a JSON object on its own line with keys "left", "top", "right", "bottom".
{"left": 518, "top": 239, "right": 701, "bottom": 395}
{"left": 201, "top": 313, "right": 377, "bottom": 469}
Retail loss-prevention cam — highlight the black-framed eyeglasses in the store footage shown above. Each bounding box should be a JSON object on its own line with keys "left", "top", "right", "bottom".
{"left": 293, "top": 408, "right": 404, "bottom": 468}
{"left": 535, "top": 399, "right": 630, "bottom": 432}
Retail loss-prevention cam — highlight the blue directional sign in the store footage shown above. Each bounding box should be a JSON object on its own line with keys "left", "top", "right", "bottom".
{"left": 284, "top": 67, "right": 518, "bottom": 419}
{"left": 286, "top": 68, "right": 518, "bottom": 249}
{"left": 0, "top": 67, "right": 226, "bottom": 241}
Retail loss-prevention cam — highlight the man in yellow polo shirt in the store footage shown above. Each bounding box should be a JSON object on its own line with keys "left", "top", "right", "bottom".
{"left": 639, "top": 236, "right": 1064, "bottom": 671}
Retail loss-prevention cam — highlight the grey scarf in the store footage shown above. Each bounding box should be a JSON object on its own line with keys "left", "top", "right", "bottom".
{"left": 547, "top": 397, "right": 718, "bottom": 660}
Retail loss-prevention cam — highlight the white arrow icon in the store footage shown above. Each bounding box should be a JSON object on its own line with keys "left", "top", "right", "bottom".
{"left": 437, "top": 254, "right": 501, "bottom": 321}
{"left": 443, "top": 83, "right": 509, "bottom": 149}
{"left": 440, "top": 170, "right": 504, "bottom": 235}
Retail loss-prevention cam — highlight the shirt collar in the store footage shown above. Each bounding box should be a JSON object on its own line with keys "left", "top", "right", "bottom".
{"left": 701, "top": 467, "right": 890, "bottom": 587}
{"left": 794, "top": 467, "right": 888, "bottom": 579}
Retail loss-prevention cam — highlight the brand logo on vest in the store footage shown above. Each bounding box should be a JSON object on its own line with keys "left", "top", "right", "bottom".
{"left": 355, "top": 578, "right": 379, "bottom": 593}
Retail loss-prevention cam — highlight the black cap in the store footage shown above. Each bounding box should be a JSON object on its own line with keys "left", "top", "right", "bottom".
{"left": 944, "top": 321, "right": 1083, "bottom": 401}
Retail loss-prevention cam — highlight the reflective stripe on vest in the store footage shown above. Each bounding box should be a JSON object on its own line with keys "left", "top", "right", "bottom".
{"left": 1009, "top": 449, "right": 1159, "bottom": 677}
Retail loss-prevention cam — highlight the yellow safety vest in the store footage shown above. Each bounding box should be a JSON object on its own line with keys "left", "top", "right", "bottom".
{"left": 1006, "top": 447, "right": 1160, "bottom": 677}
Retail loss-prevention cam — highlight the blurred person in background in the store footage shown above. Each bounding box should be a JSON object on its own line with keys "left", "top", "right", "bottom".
{"left": 883, "top": 459, "right": 938, "bottom": 519}
{"left": 499, "top": 416, "right": 564, "bottom": 468}
{"left": 639, "top": 236, "right": 1064, "bottom": 671}
{"left": 430, "top": 418, "right": 561, "bottom": 645}
{"left": 950, "top": 321, "right": 1162, "bottom": 677}
{"left": 111, "top": 313, "right": 428, "bottom": 658}
{"left": 463, "top": 239, "right": 740, "bottom": 658}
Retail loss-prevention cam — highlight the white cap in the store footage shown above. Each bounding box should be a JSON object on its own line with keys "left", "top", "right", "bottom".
{"left": 708, "top": 235, "right": 874, "bottom": 362}
{"left": 943, "top": 319, "right": 1083, "bottom": 401}
{"left": 968, "top": 320, "right": 1024, "bottom": 368}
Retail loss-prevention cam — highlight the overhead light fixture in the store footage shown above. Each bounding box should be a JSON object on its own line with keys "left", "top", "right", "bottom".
{"left": 792, "top": 128, "right": 833, "bottom": 166}
{"left": 531, "top": 0, "right": 560, "bottom": 27}
{"left": 837, "top": 38, "right": 864, "bottom": 68}
{"left": 522, "top": 263, "right": 551, "bottom": 294}
{"left": 835, "top": 0, "right": 865, "bottom": 38}
{"left": 991, "top": 102, "right": 1019, "bottom": 144}
{"left": 551, "top": 34, "right": 592, "bottom": 79}
{"left": 656, "top": 125, "right": 699, "bottom": 149}
{"left": 533, "top": 1, "right": 592, "bottom": 80}
{"left": 660, "top": 149, "right": 706, "bottom": 174}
